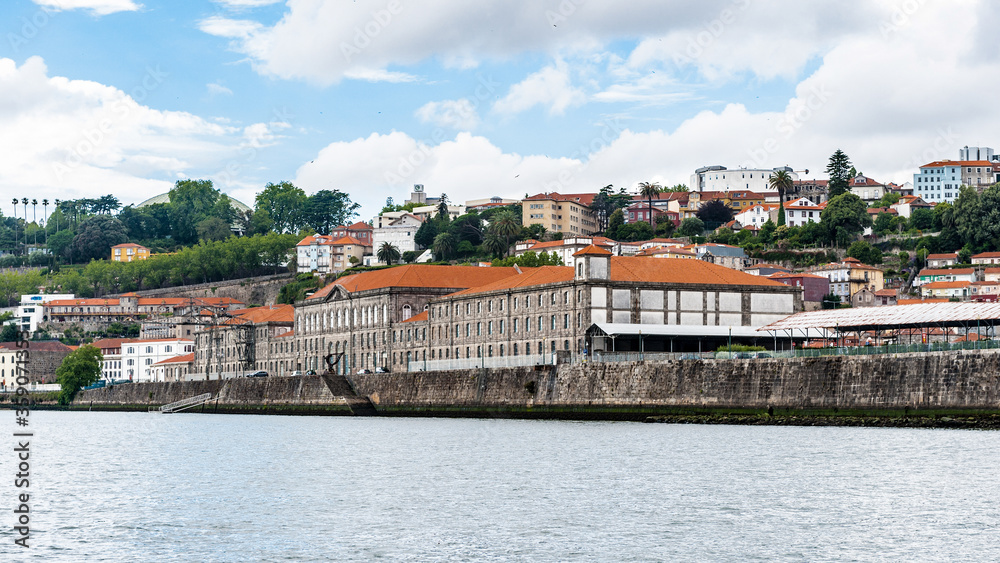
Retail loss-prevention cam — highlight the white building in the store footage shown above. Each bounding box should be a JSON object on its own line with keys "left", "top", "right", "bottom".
{"left": 690, "top": 165, "right": 798, "bottom": 193}
{"left": 121, "top": 338, "right": 194, "bottom": 382}
{"left": 782, "top": 197, "right": 823, "bottom": 227}
{"left": 913, "top": 159, "right": 996, "bottom": 203}
{"left": 371, "top": 213, "right": 424, "bottom": 264}
{"left": 848, "top": 174, "right": 886, "bottom": 202}
{"left": 734, "top": 203, "right": 778, "bottom": 229}
{"left": 15, "top": 294, "right": 74, "bottom": 333}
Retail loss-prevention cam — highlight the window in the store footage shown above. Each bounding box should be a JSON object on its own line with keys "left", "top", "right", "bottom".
{"left": 488, "top": 321, "right": 493, "bottom": 335}
{"left": 538, "top": 316, "right": 543, "bottom": 331}
{"left": 477, "top": 323, "right": 482, "bottom": 336}
{"left": 499, "top": 320, "right": 505, "bottom": 334}
{"left": 513, "top": 318, "right": 518, "bottom": 333}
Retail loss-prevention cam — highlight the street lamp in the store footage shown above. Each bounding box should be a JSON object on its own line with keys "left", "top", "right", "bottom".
{"left": 728, "top": 326, "right": 732, "bottom": 358}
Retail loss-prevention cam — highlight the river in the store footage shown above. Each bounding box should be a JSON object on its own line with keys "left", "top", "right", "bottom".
{"left": 1, "top": 412, "right": 998, "bottom": 561}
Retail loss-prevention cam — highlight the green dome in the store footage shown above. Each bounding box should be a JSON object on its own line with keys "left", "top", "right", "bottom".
{"left": 136, "top": 192, "right": 252, "bottom": 213}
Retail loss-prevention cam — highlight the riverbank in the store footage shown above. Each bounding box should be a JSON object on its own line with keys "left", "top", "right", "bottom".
{"left": 10, "top": 349, "right": 997, "bottom": 426}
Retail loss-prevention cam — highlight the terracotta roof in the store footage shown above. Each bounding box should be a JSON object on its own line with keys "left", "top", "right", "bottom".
{"left": 111, "top": 243, "right": 148, "bottom": 249}
{"left": 45, "top": 298, "right": 121, "bottom": 307}
{"left": 874, "top": 289, "right": 898, "bottom": 297}
{"left": 401, "top": 310, "right": 428, "bottom": 323}
{"left": 331, "top": 236, "right": 365, "bottom": 246}
{"left": 985, "top": 268, "right": 1000, "bottom": 274}
{"left": 972, "top": 252, "right": 1000, "bottom": 259}
{"left": 922, "top": 281, "right": 971, "bottom": 289}
{"left": 768, "top": 272, "right": 829, "bottom": 280}
{"left": 0, "top": 341, "right": 73, "bottom": 352}
{"left": 91, "top": 338, "right": 128, "bottom": 349}
{"left": 793, "top": 179, "right": 829, "bottom": 186}
{"left": 276, "top": 330, "right": 295, "bottom": 338}
{"left": 448, "top": 267, "right": 573, "bottom": 296}
{"left": 152, "top": 353, "right": 195, "bottom": 366}
{"left": 347, "top": 221, "right": 373, "bottom": 231}
{"left": 897, "top": 298, "right": 948, "bottom": 305}
{"left": 971, "top": 281, "right": 1000, "bottom": 286}
{"left": 926, "top": 253, "right": 958, "bottom": 260}
{"left": 522, "top": 192, "right": 597, "bottom": 206}
{"left": 529, "top": 237, "right": 613, "bottom": 251}
{"left": 311, "top": 265, "right": 522, "bottom": 298}
{"left": 122, "top": 338, "right": 194, "bottom": 344}
{"left": 918, "top": 268, "right": 975, "bottom": 276}
{"left": 920, "top": 160, "right": 994, "bottom": 168}
{"left": 635, "top": 248, "right": 696, "bottom": 257}
{"left": 573, "top": 245, "right": 613, "bottom": 256}
{"left": 850, "top": 175, "right": 885, "bottom": 187}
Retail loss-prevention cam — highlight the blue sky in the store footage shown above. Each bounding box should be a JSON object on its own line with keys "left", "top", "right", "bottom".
{"left": 3, "top": 0, "right": 998, "bottom": 222}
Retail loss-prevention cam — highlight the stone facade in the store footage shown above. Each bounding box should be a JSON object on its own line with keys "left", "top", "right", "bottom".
{"left": 0, "top": 340, "right": 73, "bottom": 387}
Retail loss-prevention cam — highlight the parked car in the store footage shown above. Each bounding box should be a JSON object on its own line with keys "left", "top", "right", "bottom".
{"left": 752, "top": 352, "right": 773, "bottom": 359}
{"left": 357, "top": 368, "right": 372, "bottom": 374}
{"left": 733, "top": 352, "right": 754, "bottom": 359}
{"left": 305, "top": 370, "right": 317, "bottom": 376}
{"left": 289, "top": 370, "right": 303, "bottom": 377}
{"left": 677, "top": 354, "right": 702, "bottom": 361}
{"left": 375, "top": 367, "right": 389, "bottom": 373}
{"left": 247, "top": 371, "right": 268, "bottom": 378}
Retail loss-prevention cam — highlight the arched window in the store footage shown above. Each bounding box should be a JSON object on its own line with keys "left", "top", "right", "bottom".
{"left": 402, "top": 304, "right": 412, "bottom": 320}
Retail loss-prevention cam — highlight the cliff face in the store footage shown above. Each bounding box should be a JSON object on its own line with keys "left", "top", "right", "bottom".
{"left": 72, "top": 350, "right": 1000, "bottom": 419}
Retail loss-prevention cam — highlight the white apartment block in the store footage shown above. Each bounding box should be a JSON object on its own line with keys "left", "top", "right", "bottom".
{"left": 914, "top": 159, "right": 997, "bottom": 204}
{"left": 122, "top": 338, "right": 194, "bottom": 382}
{"left": 690, "top": 165, "right": 798, "bottom": 193}
{"left": 372, "top": 214, "right": 423, "bottom": 264}
{"left": 783, "top": 198, "right": 823, "bottom": 227}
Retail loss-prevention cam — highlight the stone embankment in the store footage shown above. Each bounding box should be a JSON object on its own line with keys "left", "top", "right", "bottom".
{"left": 67, "top": 350, "right": 1000, "bottom": 424}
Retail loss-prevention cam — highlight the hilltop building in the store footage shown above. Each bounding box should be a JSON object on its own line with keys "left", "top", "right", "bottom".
{"left": 111, "top": 243, "right": 150, "bottom": 263}
{"left": 521, "top": 192, "right": 598, "bottom": 236}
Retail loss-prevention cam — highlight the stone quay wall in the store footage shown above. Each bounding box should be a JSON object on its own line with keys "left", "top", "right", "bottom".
{"left": 111, "top": 273, "right": 293, "bottom": 307}
{"left": 69, "top": 350, "right": 1000, "bottom": 419}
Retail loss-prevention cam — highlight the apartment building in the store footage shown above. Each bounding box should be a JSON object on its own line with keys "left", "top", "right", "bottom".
{"left": 914, "top": 159, "right": 996, "bottom": 203}
{"left": 111, "top": 243, "right": 150, "bottom": 262}
{"left": 522, "top": 192, "right": 598, "bottom": 235}
{"left": 812, "top": 258, "right": 885, "bottom": 300}
{"left": 121, "top": 338, "right": 194, "bottom": 382}
{"left": 690, "top": 165, "right": 797, "bottom": 193}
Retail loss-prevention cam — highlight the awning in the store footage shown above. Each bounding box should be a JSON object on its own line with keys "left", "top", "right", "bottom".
{"left": 758, "top": 302, "right": 1000, "bottom": 333}
{"left": 588, "top": 322, "right": 777, "bottom": 339}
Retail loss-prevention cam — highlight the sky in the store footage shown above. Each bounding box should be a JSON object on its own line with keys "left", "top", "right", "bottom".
{"left": 2, "top": 0, "right": 998, "bottom": 223}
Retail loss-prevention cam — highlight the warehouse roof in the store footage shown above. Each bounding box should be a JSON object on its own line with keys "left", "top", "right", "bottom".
{"left": 759, "top": 302, "right": 1000, "bottom": 332}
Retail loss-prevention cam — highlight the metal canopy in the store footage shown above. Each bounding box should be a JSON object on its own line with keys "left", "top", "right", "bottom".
{"left": 758, "top": 302, "right": 1000, "bottom": 333}
{"left": 589, "top": 322, "right": 767, "bottom": 338}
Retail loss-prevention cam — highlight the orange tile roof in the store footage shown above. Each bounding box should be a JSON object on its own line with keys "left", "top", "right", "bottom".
{"left": 152, "top": 353, "right": 195, "bottom": 365}
{"left": 918, "top": 268, "right": 975, "bottom": 276}
{"left": 449, "top": 267, "right": 573, "bottom": 296}
{"left": 985, "top": 268, "right": 1000, "bottom": 274}
{"left": 971, "top": 280, "right": 1000, "bottom": 286}
{"left": 45, "top": 298, "right": 121, "bottom": 307}
{"left": 768, "top": 272, "right": 828, "bottom": 280}
{"left": 346, "top": 221, "right": 373, "bottom": 231}
{"left": 897, "top": 298, "right": 948, "bottom": 305}
{"left": 311, "top": 265, "right": 522, "bottom": 298}
{"left": 635, "top": 248, "right": 696, "bottom": 257}
{"left": 874, "top": 289, "right": 897, "bottom": 297}
{"left": 920, "top": 160, "right": 994, "bottom": 168}
{"left": 926, "top": 253, "right": 958, "bottom": 260}
{"left": 401, "top": 310, "right": 429, "bottom": 323}
{"left": 922, "top": 281, "right": 971, "bottom": 289}
{"left": 331, "top": 236, "right": 365, "bottom": 246}
{"left": 573, "top": 245, "right": 613, "bottom": 256}
{"left": 972, "top": 252, "right": 1000, "bottom": 259}
{"left": 112, "top": 243, "right": 148, "bottom": 249}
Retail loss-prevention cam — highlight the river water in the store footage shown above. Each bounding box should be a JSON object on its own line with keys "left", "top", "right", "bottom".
{"left": 1, "top": 412, "right": 998, "bottom": 561}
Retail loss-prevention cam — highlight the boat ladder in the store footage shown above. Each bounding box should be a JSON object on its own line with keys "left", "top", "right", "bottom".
{"left": 159, "top": 393, "right": 213, "bottom": 413}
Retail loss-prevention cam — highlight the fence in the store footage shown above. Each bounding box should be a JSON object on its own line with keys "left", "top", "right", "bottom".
{"left": 408, "top": 354, "right": 553, "bottom": 372}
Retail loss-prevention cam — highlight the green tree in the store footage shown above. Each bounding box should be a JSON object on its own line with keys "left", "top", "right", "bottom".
{"left": 826, "top": 149, "right": 853, "bottom": 198}
{"left": 758, "top": 219, "right": 776, "bottom": 244}
{"left": 55, "top": 344, "right": 102, "bottom": 405}
{"left": 663, "top": 184, "right": 689, "bottom": 192}
{"left": 821, "top": 193, "right": 870, "bottom": 246}
{"left": 873, "top": 212, "right": 897, "bottom": 236}
{"left": 958, "top": 245, "right": 973, "bottom": 265}
{"left": 487, "top": 209, "right": 520, "bottom": 256}
{"left": 414, "top": 220, "right": 439, "bottom": 249}
{"left": 821, "top": 292, "right": 841, "bottom": 310}
{"left": 769, "top": 169, "right": 795, "bottom": 226}
{"left": 605, "top": 208, "right": 625, "bottom": 239}
{"left": 492, "top": 251, "right": 564, "bottom": 267}
{"left": 255, "top": 181, "right": 308, "bottom": 234}
{"left": 678, "top": 217, "right": 705, "bottom": 237}
{"left": 0, "top": 322, "right": 18, "bottom": 342}
{"left": 437, "top": 193, "right": 450, "bottom": 222}
{"left": 47, "top": 229, "right": 74, "bottom": 259}
{"left": 482, "top": 232, "right": 508, "bottom": 258}
{"left": 196, "top": 217, "right": 232, "bottom": 241}
{"left": 377, "top": 242, "right": 401, "bottom": 265}
{"left": 655, "top": 215, "right": 676, "bottom": 237}
{"left": 432, "top": 232, "right": 456, "bottom": 261}
{"left": 638, "top": 182, "right": 661, "bottom": 227}
{"left": 169, "top": 179, "right": 225, "bottom": 244}
{"left": 303, "top": 189, "right": 360, "bottom": 234}
{"left": 696, "top": 199, "right": 734, "bottom": 230}
{"left": 910, "top": 208, "right": 935, "bottom": 230}
{"left": 70, "top": 216, "right": 128, "bottom": 262}
{"left": 847, "top": 240, "right": 883, "bottom": 265}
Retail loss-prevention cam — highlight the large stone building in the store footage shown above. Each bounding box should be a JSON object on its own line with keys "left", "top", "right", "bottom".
{"left": 0, "top": 340, "right": 74, "bottom": 388}
{"left": 43, "top": 294, "right": 244, "bottom": 338}
{"left": 192, "top": 304, "right": 295, "bottom": 379}
{"left": 690, "top": 166, "right": 797, "bottom": 193}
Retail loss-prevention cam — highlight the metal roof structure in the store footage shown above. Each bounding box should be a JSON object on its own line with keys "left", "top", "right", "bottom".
{"left": 589, "top": 323, "right": 764, "bottom": 338}
{"left": 758, "top": 302, "right": 1000, "bottom": 333}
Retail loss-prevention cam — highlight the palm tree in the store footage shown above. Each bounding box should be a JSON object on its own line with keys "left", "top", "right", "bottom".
{"left": 769, "top": 170, "right": 794, "bottom": 227}
{"left": 42, "top": 199, "right": 49, "bottom": 226}
{"left": 54, "top": 199, "right": 60, "bottom": 232}
{"left": 432, "top": 232, "right": 456, "bottom": 262}
{"left": 10, "top": 199, "right": 17, "bottom": 255}
{"left": 21, "top": 198, "right": 27, "bottom": 251}
{"left": 482, "top": 232, "right": 507, "bottom": 258}
{"left": 31, "top": 199, "right": 37, "bottom": 247}
{"left": 377, "top": 242, "right": 401, "bottom": 266}
{"left": 489, "top": 210, "right": 520, "bottom": 255}
{"left": 638, "top": 182, "right": 661, "bottom": 227}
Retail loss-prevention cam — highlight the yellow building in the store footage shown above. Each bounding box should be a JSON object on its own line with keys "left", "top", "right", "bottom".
{"left": 522, "top": 192, "right": 598, "bottom": 235}
{"left": 111, "top": 243, "right": 150, "bottom": 262}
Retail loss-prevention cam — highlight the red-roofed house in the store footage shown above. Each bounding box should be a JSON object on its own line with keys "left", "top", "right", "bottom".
{"left": 970, "top": 281, "right": 1000, "bottom": 302}
{"left": 767, "top": 272, "right": 830, "bottom": 308}
{"left": 513, "top": 236, "right": 617, "bottom": 268}
{"left": 921, "top": 281, "right": 971, "bottom": 300}
{"left": 296, "top": 233, "right": 373, "bottom": 274}
{"left": 971, "top": 251, "right": 1000, "bottom": 265}
{"left": 331, "top": 221, "right": 373, "bottom": 245}
{"left": 915, "top": 268, "right": 976, "bottom": 287}
{"left": 811, "top": 260, "right": 885, "bottom": 300}
{"left": 926, "top": 253, "right": 958, "bottom": 268}
{"left": 848, "top": 174, "right": 887, "bottom": 202}
{"left": 783, "top": 198, "right": 823, "bottom": 228}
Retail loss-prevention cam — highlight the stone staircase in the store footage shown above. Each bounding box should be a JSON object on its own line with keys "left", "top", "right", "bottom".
{"left": 320, "top": 373, "right": 378, "bottom": 416}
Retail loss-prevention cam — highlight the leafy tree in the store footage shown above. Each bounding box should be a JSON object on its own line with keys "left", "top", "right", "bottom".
{"left": 169, "top": 179, "right": 229, "bottom": 244}
{"left": 663, "top": 184, "right": 689, "bottom": 192}
{"left": 451, "top": 213, "right": 485, "bottom": 247}
{"left": 492, "top": 251, "right": 564, "bottom": 267}
{"left": 696, "top": 200, "right": 734, "bottom": 230}
{"left": 655, "top": 215, "right": 676, "bottom": 237}
{"left": 910, "top": 208, "right": 935, "bottom": 231}
{"left": 678, "top": 217, "right": 705, "bottom": 237}
{"left": 436, "top": 193, "right": 450, "bottom": 222}
{"left": 605, "top": 209, "right": 625, "bottom": 239}
{"left": 482, "top": 232, "right": 508, "bottom": 258}
{"left": 196, "top": 217, "right": 232, "bottom": 241}
{"left": 958, "top": 245, "right": 973, "bottom": 265}
{"left": 616, "top": 221, "right": 654, "bottom": 242}
{"left": 377, "top": 242, "right": 401, "bottom": 265}
{"left": 821, "top": 193, "right": 870, "bottom": 246}
{"left": 303, "top": 189, "right": 360, "bottom": 234}
{"left": 847, "top": 241, "right": 883, "bottom": 265}
{"left": 414, "top": 220, "right": 438, "bottom": 249}
{"left": 47, "top": 229, "right": 74, "bottom": 259}
{"left": 255, "top": 181, "right": 307, "bottom": 234}
{"left": 769, "top": 170, "right": 794, "bottom": 226}
{"left": 488, "top": 210, "right": 521, "bottom": 253}
{"left": 432, "top": 232, "right": 456, "bottom": 261}
{"left": 401, "top": 250, "right": 420, "bottom": 264}
{"left": 872, "top": 192, "right": 901, "bottom": 208}
{"left": 55, "top": 344, "right": 102, "bottom": 405}
{"left": 638, "top": 182, "right": 661, "bottom": 226}
{"left": 0, "top": 323, "right": 18, "bottom": 342}
{"left": 873, "top": 212, "right": 897, "bottom": 236}
{"left": 758, "top": 219, "right": 776, "bottom": 244}
{"left": 826, "top": 149, "right": 853, "bottom": 198}
{"left": 70, "top": 216, "right": 128, "bottom": 262}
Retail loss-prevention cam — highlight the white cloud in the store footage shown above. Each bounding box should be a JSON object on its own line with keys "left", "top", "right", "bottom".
{"left": 493, "top": 61, "right": 586, "bottom": 115}
{"left": 207, "top": 82, "right": 233, "bottom": 96}
{"left": 32, "top": 0, "right": 140, "bottom": 16}
{"left": 0, "top": 56, "right": 276, "bottom": 206}
{"left": 213, "top": 0, "right": 283, "bottom": 8}
{"left": 198, "top": 16, "right": 263, "bottom": 40}
{"left": 415, "top": 99, "right": 480, "bottom": 130}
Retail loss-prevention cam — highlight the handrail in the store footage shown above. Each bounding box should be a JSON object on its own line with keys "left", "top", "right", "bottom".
{"left": 159, "top": 393, "right": 213, "bottom": 413}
